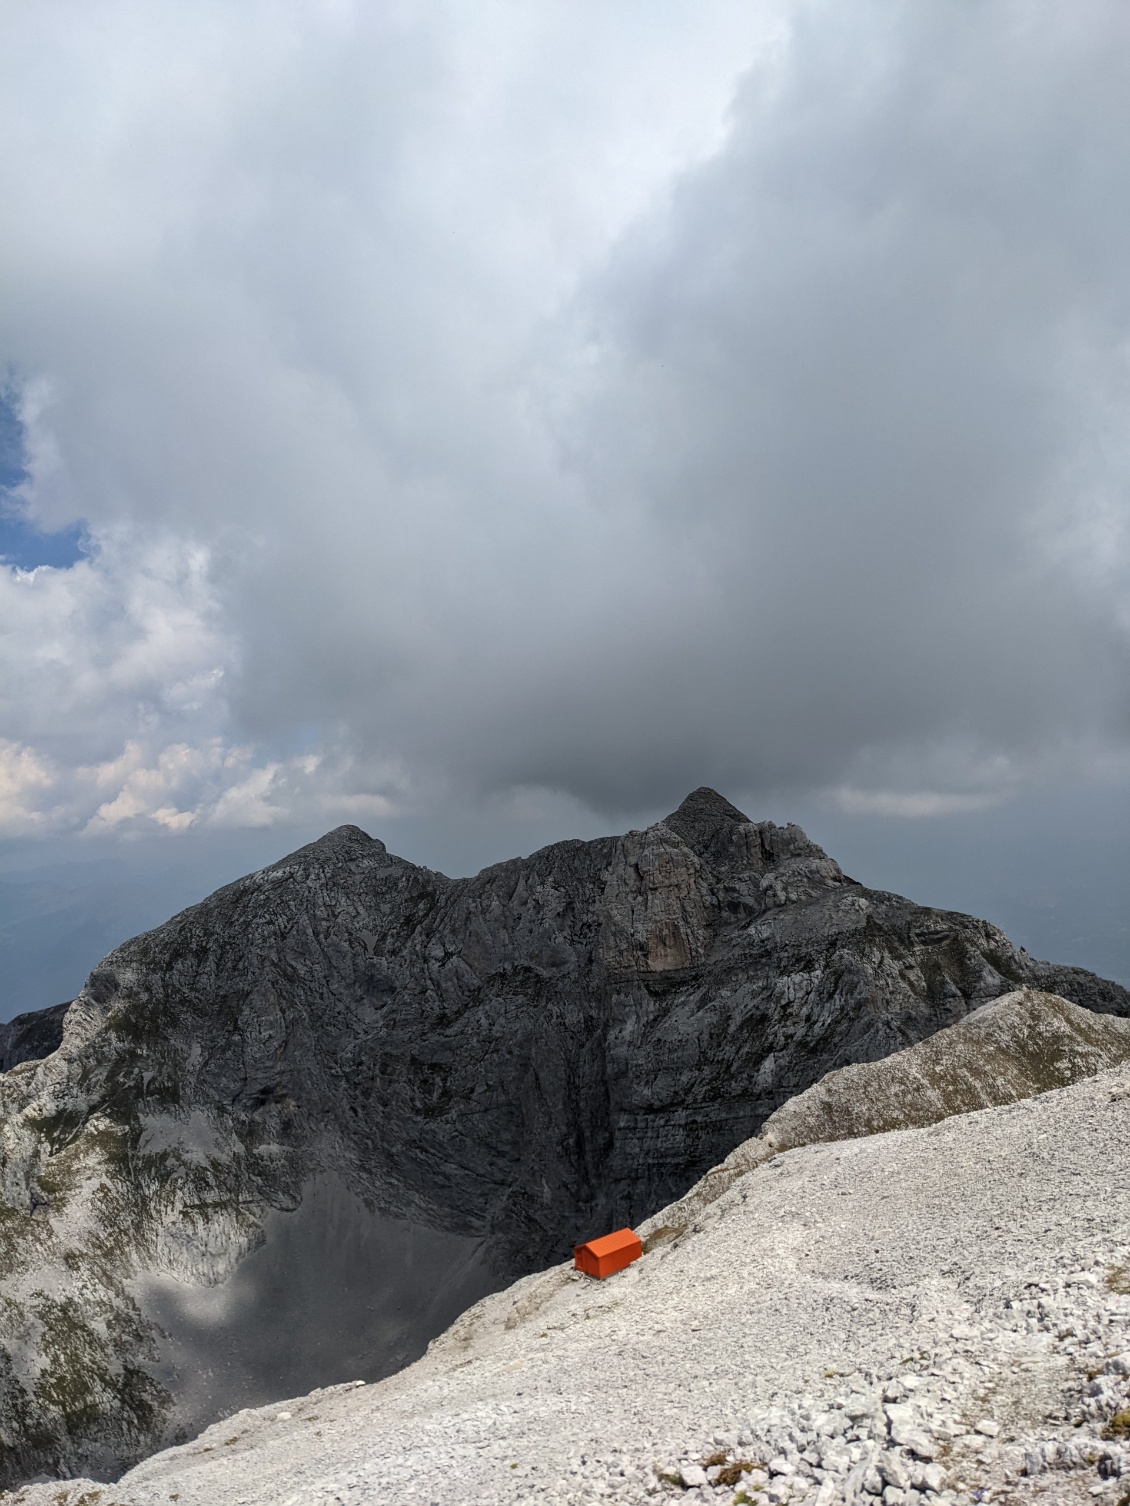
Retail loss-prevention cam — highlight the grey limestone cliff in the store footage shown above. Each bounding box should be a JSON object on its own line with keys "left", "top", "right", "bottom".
{"left": 0, "top": 787, "right": 1127, "bottom": 1486}
{"left": 636, "top": 985, "right": 1130, "bottom": 1244}
{"left": 757, "top": 985, "right": 1130, "bottom": 1149}
{"left": 0, "top": 1002, "right": 68, "bottom": 1074}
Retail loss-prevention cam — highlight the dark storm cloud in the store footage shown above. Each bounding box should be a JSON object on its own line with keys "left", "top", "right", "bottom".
{"left": 2, "top": 0, "right": 1130, "bottom": 836}
{"left": 511, "top": 0, "right": 1130, "bottom": 809}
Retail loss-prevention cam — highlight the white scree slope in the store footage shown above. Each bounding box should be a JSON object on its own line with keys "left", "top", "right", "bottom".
{"left": 7, "top": 1054, "right": 1130, "bottom": 1505}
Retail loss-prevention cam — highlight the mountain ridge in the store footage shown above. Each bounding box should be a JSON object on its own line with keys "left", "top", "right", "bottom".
{"left": 1, "top": 788, "right": 1127, "bottom": 1486}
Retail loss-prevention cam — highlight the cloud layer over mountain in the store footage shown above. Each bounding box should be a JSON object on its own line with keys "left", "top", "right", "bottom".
{"left": 3, "top": 0, "right": 1130, "bottom": 840}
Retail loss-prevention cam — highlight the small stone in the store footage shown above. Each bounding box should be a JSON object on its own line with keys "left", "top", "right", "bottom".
{"left": 885, "top": 1404, "right": 916, "bottom": 1428}
{"left": 920, "top": 1462, "right": 946, "bottom": 1492}
{"left": 274, "top": 1412, "right": 292, "bottom": 1421}
{"left": 679, "top": 1464, "right": 707, "bottom": 1488}
{"left": 820, "top": 1444, "right": 852, "bottom": 1473}
{"left": 878, "top": 1451, "right": 912, "bottom": 1490}
{"left": 974, "top": 1419, "right": 1000, "bottom": 1437}
{"left": 768, "top": 1455, "right": 795, "bottom": 1475}
{"left": 887, "top": 1411, "right": 937, "bottom": 1459}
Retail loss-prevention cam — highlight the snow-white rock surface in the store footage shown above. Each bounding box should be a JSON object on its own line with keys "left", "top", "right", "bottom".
{"left": 7, "top": 1063, "right": 1130, "bottom": 1506}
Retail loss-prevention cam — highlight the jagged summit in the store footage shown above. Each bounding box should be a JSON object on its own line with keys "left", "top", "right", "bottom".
{"left": 665, "top": 784, "right": 752, "bottom": 831}
{"left": 662, "top": 785, "right": 829, "bottom": 876}
{"left": 269, "top": 822, "right": 387, "bottom": 863}
{"left": 1, "top": 801, "right": 1129, "bottom": 1485}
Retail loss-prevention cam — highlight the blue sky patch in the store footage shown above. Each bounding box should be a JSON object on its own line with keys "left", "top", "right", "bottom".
{"left": 0, "top": 384, "right": 87, "bottom": 570}
{"left": 0, "top": 513, "right": 88, "bottom": 570}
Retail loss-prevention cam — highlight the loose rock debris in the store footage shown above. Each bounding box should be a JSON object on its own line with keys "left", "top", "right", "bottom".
{"left": 5, "top": 1065, "right": 1130, "bottom": 1506}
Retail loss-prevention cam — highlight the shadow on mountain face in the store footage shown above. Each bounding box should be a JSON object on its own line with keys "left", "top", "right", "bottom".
{"left": 0, "top": 999, "right": 69, "bottom": 1071}
{"left": 138, "top": 1175, "right": 493, "bottom": 1442}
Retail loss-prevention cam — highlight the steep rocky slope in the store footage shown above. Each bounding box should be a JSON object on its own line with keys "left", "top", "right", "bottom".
{"left": 0, "top": 1003, "right": 68, "bottom": 1074}
{"left": 758, "top": 986, "right": 1130, "bottom": 1148}
{"left": 0, "top": 788, "right": 1127, "bottom": 1486}
{"left": 644, "top": 987, "right": 1130, "bottom": 1238}
{"left": 14, "top": 1022, "right": 1130, "bottom": 1506}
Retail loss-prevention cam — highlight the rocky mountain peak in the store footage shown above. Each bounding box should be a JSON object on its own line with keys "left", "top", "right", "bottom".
{"left": 30, "top": 991, "right": 1130, "bottom": 1506}
{"left": 664, "top": 784, "right": 751, "bottom": 834}
{"left": 661, "top": 786, "right": 830, "bottom": 878}
{"left": 277, "top": 823, "right": 387, "bottom": 863}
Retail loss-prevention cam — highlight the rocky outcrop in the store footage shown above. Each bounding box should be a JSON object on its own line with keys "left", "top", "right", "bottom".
{"left": 637, "top": 986, "right": 1130, "bottom": 1242}
{"left": 758, "top": 986, "right": 1130, "bottom": 1149}
{"left": 0, "top": 1001, "right": 68, "bottom": 1073}
{"left": 0, "top": 787, "right": 1127, "bottom": 1486}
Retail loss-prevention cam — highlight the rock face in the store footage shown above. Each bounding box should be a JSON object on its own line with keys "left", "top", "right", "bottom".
{"left": 758, "top": 986, "right": 1130, "bottom": 1150}
{"left": 637, "top": 986, "right": 1130, "bottom": 1243}
{"left": 0, "top": 1001, "right": 68, "bottom": 1073}
{"left": 0, "top": 787, "right": 1127, "bottom": 1486}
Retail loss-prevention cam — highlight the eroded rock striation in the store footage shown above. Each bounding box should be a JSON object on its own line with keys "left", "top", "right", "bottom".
{"left": 0, "top": 787, "right": 1127, "bottom": 1486}
{"left": 757, "top": 986, "right": 1130, "bottom": 1150}
{"left": 636, "top": 986, "right": 1130, "bottom": 1242}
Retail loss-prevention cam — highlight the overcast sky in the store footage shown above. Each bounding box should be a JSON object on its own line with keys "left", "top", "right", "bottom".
{"left": 4, "top": 1, "right": 1130, "bottom": 1012}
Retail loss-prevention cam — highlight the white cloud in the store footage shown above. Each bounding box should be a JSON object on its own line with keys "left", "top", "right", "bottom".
{"left": 0, "top": 741, "right": 55, "bottom": 834}
{"left": 83, "top": 742, "right": 224, "bottom": 834}
{"left": 206, "top": 764, "right": 284, "bottom": 830}
{"left": 0, "top": 724, "right": 416, "bottom": 838}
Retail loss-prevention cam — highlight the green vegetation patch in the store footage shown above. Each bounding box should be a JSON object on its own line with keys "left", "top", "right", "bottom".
{"left": 642, "top": 1224, "right": 685, "bottom": 1253}
{"left": 24, "top": 1104, "right": 89, "bottom": 1156}
{"left": 30, "top": 1290, "right": 170, "bottom": 1448}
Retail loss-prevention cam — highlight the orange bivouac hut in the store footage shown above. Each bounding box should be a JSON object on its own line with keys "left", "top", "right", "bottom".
{"left": 573, "top": 1227, "right": 643, "bottom": 1279}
